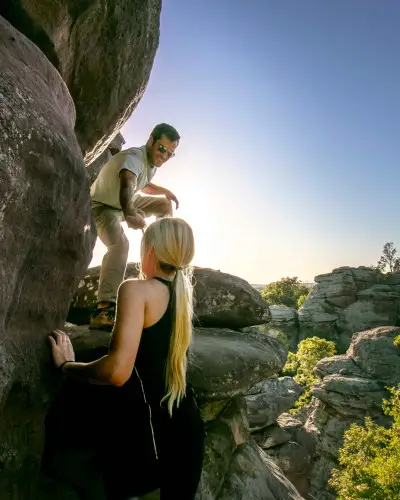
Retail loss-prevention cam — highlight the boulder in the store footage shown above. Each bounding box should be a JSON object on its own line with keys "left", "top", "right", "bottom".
{"left": 267, "top": 305, "right": 299, "bottom": 351}
{"left": 304, "top": 326, "right": 400, "bottom": 500}
{"left": 67, "top": 324, "right": 287, "bottom": 402}
{"left": 1, "top": 1, "right": 161, "bottom": 162}
{"left": 67, "top": 264, "right": 271, "bottom": 330}
{"left": 245, "top": 377, "right": 303, "bottom": 430}
{"left": 253, "top": 424, "right": 291, "bottom": 450}
{"left": 87, "top": 133, "right": 125, "bottom": 184}
{"left": 216, "top": 441, "right": 305, "bottom": 500}
{"left": 257, "top": 414, "right": 314, "bottom": 498}
{"left": 0, "top": 16, "right": 93, "bottom": 499}
{"left": 298, "top": 266, "right": 400, "bottom": 350}
{"left": 348, "top": 326, "right": 400, "bottom": 385}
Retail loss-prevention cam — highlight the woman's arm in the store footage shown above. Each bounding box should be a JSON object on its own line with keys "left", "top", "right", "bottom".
{"left": 49, "top": 280, "right": 145, "bottom": 386}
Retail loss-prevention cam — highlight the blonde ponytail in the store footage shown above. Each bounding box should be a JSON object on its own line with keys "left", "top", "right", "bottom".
{"left": 162, "top": 267, "right": 193, "bottom": 415}
{"left": 141, "top": 218, "right": 195, "bottom": 416}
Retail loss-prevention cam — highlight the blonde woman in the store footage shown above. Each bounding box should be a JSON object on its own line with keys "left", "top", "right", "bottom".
{"left": 47, "top": 218, "right": 205, "bottom": 499}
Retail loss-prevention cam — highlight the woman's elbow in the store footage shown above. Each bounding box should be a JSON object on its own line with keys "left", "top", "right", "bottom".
{"left": 108, "top": 369, "right": 130, "bottom": 387}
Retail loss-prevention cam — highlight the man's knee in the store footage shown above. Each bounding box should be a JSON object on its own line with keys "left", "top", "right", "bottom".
{"left": 159, "top": 197, "right": 173, "bottom": 216}
{"left": 118, "top": 233, "right": 130, "bottom": 256}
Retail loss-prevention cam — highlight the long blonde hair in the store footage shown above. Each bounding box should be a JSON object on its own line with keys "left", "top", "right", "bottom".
{"left": 141, "top": 218, "right": 195, "bottom": 416}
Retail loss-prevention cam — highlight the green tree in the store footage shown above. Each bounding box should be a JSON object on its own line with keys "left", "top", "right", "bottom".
{"left": 283, "top": 336, "right": 336, "bottom": 411}
{"left": 261, "top": 277, "right": 311, "bottom": 310}
{"left": 377, "top": 242, "right": 400, "bottom": 273}
{"left": 330, "top": 385, "right": 400, "bottom": 500}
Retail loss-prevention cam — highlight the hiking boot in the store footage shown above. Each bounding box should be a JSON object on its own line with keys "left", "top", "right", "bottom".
{"left": 89, "top": 304, "right": 115, "bottom": 331}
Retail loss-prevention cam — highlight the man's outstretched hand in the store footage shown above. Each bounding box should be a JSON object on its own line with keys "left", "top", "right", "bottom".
{"left": 125, "top": 210, "right": 146, "bottom": 230}
{"left": 165, "top": 190, "right": 179, "bottom": 209}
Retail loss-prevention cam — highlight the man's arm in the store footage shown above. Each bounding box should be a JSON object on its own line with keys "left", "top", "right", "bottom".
{"left": 119, "top": 169, "right": 138, "bottom": 215}
{"left": 119, "top": 170, "right": 146, "bottom": 229}
{"left": 141, "top": 183, "right": 179, "bottom": 209}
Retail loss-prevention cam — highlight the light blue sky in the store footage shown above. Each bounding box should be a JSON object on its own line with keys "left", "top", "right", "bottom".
{"left": 91, "top": 0, "right": 400, "bottom": 284}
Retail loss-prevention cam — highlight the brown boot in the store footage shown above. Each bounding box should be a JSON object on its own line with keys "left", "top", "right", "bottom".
{"left": 89, "top": 303, "right": 115, "bottom": 331}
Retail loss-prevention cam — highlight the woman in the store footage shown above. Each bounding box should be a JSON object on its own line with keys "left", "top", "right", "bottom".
{"left": 47, "top": 217, "right": 205, "bottom": 499}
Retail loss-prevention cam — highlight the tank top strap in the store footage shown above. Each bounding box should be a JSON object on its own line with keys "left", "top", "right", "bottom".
{"left": 153, "top": 276, "right": 173, "bottom": 288}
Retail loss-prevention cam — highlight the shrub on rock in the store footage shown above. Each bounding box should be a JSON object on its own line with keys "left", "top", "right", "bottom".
{"left": 283, "top": 337, "right": 336, "bottom": 412}
{"left": 330, "top": 385, "right": 400, "bottom": 500}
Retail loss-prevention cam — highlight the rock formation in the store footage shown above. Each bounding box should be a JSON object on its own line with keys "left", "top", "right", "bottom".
{"left": 283, "top": 326, "right": 400, "bottom": 500}
{"left": 87, "top": 133, "right": 126, "bottom": 184}
{"left": 0, "top": 0, "right": 161, "bottom": 495}
{"left": 67, "top": 264, "right": 271, "bottom": 329}
{"left": 0, "top": 16, "right": 94, "bottom": 499}
{"left": 256, "top": 267, "right": 400, "bottom": 352}
{"left": 299, "top": 267, "right": 400, "bottom": 350}
{"left": 1, "top": 0, "right": 161, "bottom": 162}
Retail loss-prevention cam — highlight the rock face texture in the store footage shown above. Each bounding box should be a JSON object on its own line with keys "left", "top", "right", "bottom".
{"left": 67, "top": 264, "right": 271, "bottom": 329}
{"left": 245, "top": 377, "right": 303, "bottom": 431}
{"left": 1, "top": 0, "right": 161, "bottom": 162}
{"left": 258, "top": 267, "right": 400, "bottom": 352}
{"left": 299, "top": 267, "right": 400, "bottom": 350}
{"left": 0, "top": 16, "right": 93, "bottom": 499}
{"left": 87, "top": 132, "right": 125, "bottom": 184}
{"left": 304, "top": 326, "right": 400, "bottom": 500}
{"left": 267, "top": 305, "right": 299, "bottom": 351}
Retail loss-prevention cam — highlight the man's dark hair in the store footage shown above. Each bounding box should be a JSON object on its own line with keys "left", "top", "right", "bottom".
{"left": 151, "top": 123, "right": 180, "bottom": 143}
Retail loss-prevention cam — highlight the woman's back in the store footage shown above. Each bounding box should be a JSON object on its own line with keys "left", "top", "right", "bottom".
{"left": 125, "top": 276, "right": 174, "bottom": 405}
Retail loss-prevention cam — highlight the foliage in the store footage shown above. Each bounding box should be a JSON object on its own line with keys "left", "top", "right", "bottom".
{"left": 276, "top": 331, "right": 290, "bottom": 350}
{"left": 330, "top": 385, "right": 400, "bottom": 500}
{"left": 282, "top": 336, "right": 336, "bottom": 411}
{"left": 297, "top": 293, "right": 308, "bottom": 310}
{"left": 377, "top": 242, "right": 400, "bottom": 273}
{"left": 261, "top": 277, "right": 312, "bottom": 310}
{"left": 394, "top": 336, "right": 400, "bottom": 349}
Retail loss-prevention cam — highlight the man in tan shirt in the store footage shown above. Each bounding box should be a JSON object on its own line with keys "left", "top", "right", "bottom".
{"left": 89, "top": 123, "right": 180, "bottom": 330}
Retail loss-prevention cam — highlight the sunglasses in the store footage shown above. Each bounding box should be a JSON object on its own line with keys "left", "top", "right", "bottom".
{"left": 157, "top": 144, "right": 175, "bottom": 159}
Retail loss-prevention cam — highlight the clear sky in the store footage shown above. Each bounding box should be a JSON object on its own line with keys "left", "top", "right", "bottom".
{"left": 90, "top": 0, "right": 400, "bottom": 284}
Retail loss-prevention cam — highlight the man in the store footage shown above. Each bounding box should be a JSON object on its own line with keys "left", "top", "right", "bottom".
{"left": 89, "top": 123, "right": 180, "bottom": 330}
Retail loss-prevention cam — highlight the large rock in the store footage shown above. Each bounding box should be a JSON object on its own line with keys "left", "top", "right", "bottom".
{"left": 67, "top": 324, "right": 287, "bottom": 402}
{"left": 245, "top": 377, "right": 303, "bottom": 430}
{"left": 298, "top": 266, "right": 400, "bottom": 350}
{"left": 217, "top": 441, "right": 305, "bottom": 500}
{"left": 0, "top": 17, "right": 93, "bottom": 499}
{"left": 243, "top": 306, "right": 300, "bottom": 352}
{"left": 1, "top": 1, "right": 161, "bottom": 161}
{"left": 67, "top": 264, "right": 271, "bottom": 329}
{"left": 87, "top": 133, "right": 125, "bottom": 184}
{"left": 304, "top": 326, "right": 400, "bottom": 500}
{"left": 254, "top": 413, "right": 315, "bottom": 498}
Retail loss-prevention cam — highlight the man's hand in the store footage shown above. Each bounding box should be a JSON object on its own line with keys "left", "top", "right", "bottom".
{"left": 165, "top": 190, "right": 179, "bottom": 209}
{"left": 125, "top": 210, "right": 146, "bottom": 230}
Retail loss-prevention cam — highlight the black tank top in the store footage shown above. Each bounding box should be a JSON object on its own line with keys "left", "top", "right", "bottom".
{"left": 126, "top": 277, "right": 174, "bottom": 407}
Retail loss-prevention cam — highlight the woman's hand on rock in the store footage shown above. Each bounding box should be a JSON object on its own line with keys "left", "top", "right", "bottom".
{"left": 48, "top": 329, "right": 75, "bottom": 368}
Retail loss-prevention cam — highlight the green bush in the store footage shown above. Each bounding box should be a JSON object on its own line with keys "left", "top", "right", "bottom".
{"left": 277, "top": 331, "right": 290, "bottom": 350}
{"left": 282, "top": 336, "right": 336, "bottom": 412}
{"left": 261, "top": 277, "right": 311, "bottom": 310}
{"left": 297, "top": 293, "right": 308, "bottom": 310}
{"left": 394, "top": 336, "right": 400, "bottom": 349}
{"left": 330, "top": 385, "right": 400, "bottom": 500}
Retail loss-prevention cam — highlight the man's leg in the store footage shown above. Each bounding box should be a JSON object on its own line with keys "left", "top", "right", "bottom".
{"left": 90, "top": 205, "right": 129, "bottom": 330}
{"left": 132, "top": 193, "right": 173, "bottom": 219}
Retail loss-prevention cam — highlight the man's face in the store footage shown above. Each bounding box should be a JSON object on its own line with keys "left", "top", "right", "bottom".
{"left": 148, "top": 134, "right": 179, "bottom": 167}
